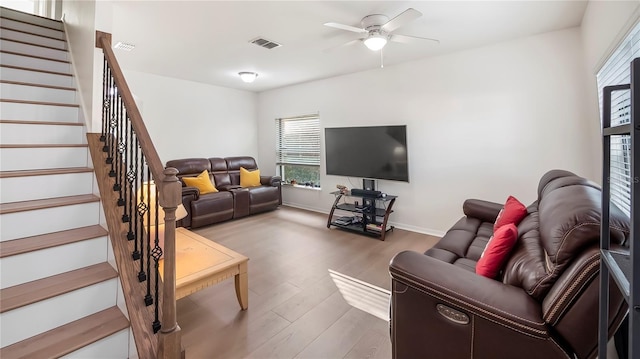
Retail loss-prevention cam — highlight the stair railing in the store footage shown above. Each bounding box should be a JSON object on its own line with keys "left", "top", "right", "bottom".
{"left": 94, "top": 31, "right": 181, "bottom": 359}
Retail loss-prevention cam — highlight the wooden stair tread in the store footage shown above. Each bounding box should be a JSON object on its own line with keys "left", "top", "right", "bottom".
{"left": 0, "top": 26, "right": 66, "bottom": 42}
{"left": 0, "top": 143, "right": 87, "bottom": 148}
{"left": 0, "top": 194, "right": 99, "bottom": 214}
{"left": 0, "top": 64, "right": 71, "bottom": 76}
{"left": 0, "top": 167, "right": 92, "bottom": 178}
{"left": 0, "top": 8, "right": 64, "bottom": 30}
{"left": 0, "top": 99, "right": 78, "bottom": 107}
{"left": 0, "top": 50, "right": 70, "bottom": 64}
{"left": 0, "top": 119, "right": 84, "bottom": 126}
{"left": 0, "top": 80, "right": 74, "bottom": 91}
{"left": 0, "top": 306, "right": 128, "bottom": 359}
{"left": 0, "top": 15, "right": 64, "bottom": 33}
{"left": 0, "top": 262, "right": 118, "bottom": 313}
{"left": 0, "top": 37, "right": 68, "bottom": 52}
{"left": 0, "top": 225, "right": 108, "bottom": 258}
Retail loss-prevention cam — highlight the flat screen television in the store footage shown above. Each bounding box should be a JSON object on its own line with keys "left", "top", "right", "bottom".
{"left": 325, "top": 125, "right": 409, "bottom": 182}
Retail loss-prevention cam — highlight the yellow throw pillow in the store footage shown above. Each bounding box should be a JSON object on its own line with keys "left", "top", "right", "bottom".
{"left": 240, "top": 167, "right": 261, "bottom": 187}
{"left": 182, "top": 170, "right": 218, "bottom": 194}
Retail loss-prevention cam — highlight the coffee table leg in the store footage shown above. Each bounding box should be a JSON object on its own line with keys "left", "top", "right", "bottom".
{"left": 235, "top": 261, "right": 248, "bottom": 310}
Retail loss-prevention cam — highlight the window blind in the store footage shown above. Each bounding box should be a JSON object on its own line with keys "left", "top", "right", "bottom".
{"left": 596, "top": 22, "right": 640, "bottom": 217}
{"left": 275, "top": 115, "right": 321, "bottom": 167}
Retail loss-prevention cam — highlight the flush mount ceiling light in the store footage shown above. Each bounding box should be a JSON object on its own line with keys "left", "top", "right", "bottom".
{"left": 113, "top": 41, "right": 135, "bottom": 51}
{"left": 239, "top": 72, "right": 258, "bottom": 83}
{"left": 363, "top": 31, "right": 388, "bottom": 51}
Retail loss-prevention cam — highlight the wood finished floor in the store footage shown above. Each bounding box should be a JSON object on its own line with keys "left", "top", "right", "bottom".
{"left": 179, "top": 206, "right": 439, "bottom": 359}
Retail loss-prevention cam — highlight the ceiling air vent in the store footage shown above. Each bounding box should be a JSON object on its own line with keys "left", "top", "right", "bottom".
{"left": 250, "top": 37, "right": 282, "bottom": 50}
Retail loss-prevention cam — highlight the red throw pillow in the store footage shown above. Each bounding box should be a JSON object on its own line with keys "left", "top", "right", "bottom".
{"left": 493, "top": 196, "right": 527, "bottom": 231}
{"left": 476, "top": 223, "right": 518, "bottom": 278}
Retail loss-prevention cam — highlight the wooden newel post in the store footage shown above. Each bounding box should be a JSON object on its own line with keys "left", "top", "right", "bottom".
{"left": 157, "top": 168, "right": 182, "bottom": 359}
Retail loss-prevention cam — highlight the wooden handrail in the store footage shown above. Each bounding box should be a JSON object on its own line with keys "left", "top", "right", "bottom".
{"left": 95, "top": 31, "right": 181, "bottom": 359}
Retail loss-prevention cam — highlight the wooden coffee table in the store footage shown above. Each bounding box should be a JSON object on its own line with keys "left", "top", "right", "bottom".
{"left": 159, "top": 227, "right": 249, "bottom": 309}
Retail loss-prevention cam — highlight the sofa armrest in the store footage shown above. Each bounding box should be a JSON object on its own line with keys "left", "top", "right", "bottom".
{"left": 462, "top": 198, "right": 503, "bottom": 223}
{"left": 260, "top": 175, "right": 282, "bottom": 187}
{"left": 389, "top": 250, "right": 546, "bottom": 335}
{"left": 182, "top": 186, "right": 200, "bottom": 200}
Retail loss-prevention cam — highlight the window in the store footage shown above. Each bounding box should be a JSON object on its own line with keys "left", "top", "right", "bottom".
{"left": 276, "top": 114, "right": 321, "bottom": 187}
{"left": 596, "top": 22, "right": 640, "bottom": 217}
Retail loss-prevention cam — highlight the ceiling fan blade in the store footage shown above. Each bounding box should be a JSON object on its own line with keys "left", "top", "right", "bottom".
{"left": 324, "top": 22, "right": 367, "bottom": 33}
{"left": 390, "top": 34, "right": 440, "bottom": 45}
{"left": 323, "top": 38, "right": 362, "bottom": 53}
{"left": 381, "top": 8, "right": 422, "bottom": 33}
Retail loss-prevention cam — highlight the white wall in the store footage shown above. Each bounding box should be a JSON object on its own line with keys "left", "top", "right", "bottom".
{"left": 123, "top": 70, "right": 259, "bottom": 165}
{"left": 61, "top": 0, "right": 96, "bottom": 129}
{"left": 258, "top": 27, "right": 593, "bottom": 235}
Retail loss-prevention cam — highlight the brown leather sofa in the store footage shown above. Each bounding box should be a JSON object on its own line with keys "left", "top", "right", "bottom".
{"left": 389, "top": 170, "right": 630, "bottom": 359}
{"left": 165, "top": 156, "right": 281, "bottom": 228}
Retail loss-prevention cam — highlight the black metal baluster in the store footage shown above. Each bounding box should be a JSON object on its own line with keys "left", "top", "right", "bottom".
{"left": 151, "top": 186, "right": 163, "bottom": 332}
{"left": 115, "top": 96, "right": 125, "bottom": 207}
{"left": 122, "top": 114, "right": 131, "bottom": 223}
{"left": 100, "top": 56, "right": 108, "bottom": 143}
{"left": 145, "top": 180, "right": 157, "bottom": 307}
{"left": 133, "top": 136, "right": 142, "bottom": 257}
{"left": 137, "top": 164, "right": 148, "bottom": 283}
{"left": 107, "top": 80, "right": 117, "bottom": 177}
{"left": 103, "top": 66, "right": 112, "bottom": 154}
{"left": 113, "top": 92, "right": 122, "bottom": 191}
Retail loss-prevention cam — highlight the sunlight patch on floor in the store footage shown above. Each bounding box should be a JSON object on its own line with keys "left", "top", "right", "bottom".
{"left": 328, "top": 269, "right": 391, "bottom": 321}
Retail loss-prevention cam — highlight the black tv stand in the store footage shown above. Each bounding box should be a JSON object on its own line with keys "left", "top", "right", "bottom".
{"left": 327, "top": 190, "right": 396, "bottom": 241}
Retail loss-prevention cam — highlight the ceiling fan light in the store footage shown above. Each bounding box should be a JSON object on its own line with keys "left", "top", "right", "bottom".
{"left": 239, "top": 72, "right": 258, "bottom": 83}
{"left": 364, "top": 35, "right": 387, "bottom": 51}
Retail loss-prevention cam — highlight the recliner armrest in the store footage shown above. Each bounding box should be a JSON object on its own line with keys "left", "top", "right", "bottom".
{"left": 182, "top": 186, "right": 200, "bottom": 200}
{"left": 260, "top": 175, "right": 282, "bottom": 187}
{"left": 389, "top": 250, "right": 546, "bottom": 336}
{"left": 462, "top": 198, "right": 503, "bottom": 223}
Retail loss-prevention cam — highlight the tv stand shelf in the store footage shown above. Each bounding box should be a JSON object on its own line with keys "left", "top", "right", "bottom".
{"left": 327, "top": 191, "right": 397, "bottom": 241}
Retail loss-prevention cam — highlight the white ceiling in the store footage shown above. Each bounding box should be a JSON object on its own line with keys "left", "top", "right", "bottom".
{"left": 110, "top": 1, "right": 588, "bottom": 93}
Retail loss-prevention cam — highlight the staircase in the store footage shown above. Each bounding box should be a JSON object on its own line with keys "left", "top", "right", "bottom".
{"left": 0, "top": 7, "right": 130, "bottom": 358}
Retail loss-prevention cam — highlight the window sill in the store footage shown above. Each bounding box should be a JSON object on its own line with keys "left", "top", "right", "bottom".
{"left": 282, "top": 183, "right": 322, "bottom": 191}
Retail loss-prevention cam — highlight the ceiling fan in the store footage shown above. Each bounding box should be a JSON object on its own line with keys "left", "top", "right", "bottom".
{"left": 324, "top": 8, "right": 439, "bottom": 56}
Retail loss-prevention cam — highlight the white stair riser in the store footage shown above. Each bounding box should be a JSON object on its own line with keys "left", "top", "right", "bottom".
{"left": 0, "top": 279, "right": 117, "bottom": 347}
{"left": 0, "top": 201, "right": 100, "bottom": 241}
{"left": 1, "top": 39, "right": 68, "bottom": 62}
{"left": 0, "top": 172, "right": 93, "bottom": 203}
{"left": 0, "top": 101, "right": 79, "bottom": 122}
{"left": 0, "top": 236, "right": 108, "bottom": 289}
{"left": 1, "top": 83, "right": 76, "bottom": 104}
{"left": 1, "top": 19, "right": 65, "bottom": 40}
{"left": 0, "top": 65, "right": 73, "bottom": 87}
{"left": 0, "top": 28, "right": 66, "bottom": 50}
{"left": 1, "top": 52, "right": 70, "bottom": 74}
{"left": 0, "top": 147, "right": 87, "bottom": 171}
{"left": 62, "top": 329, "right": 129, "bottom": 359}
{"left": 0, "top": 9, "right": 64, "bottom": 31}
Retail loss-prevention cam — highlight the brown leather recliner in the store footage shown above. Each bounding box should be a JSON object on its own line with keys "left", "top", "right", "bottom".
{"left": 166, "top": 156, "right": 281, "bottom": 228}
{"left": 389, "top": 170, "right": 630, "bottom": 359}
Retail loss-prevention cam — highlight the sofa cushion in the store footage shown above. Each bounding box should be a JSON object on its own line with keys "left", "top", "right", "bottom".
{"left": 209, "top": 158, "right": 231, "bottom": 187}
{"left": 476, "top": 223, "right": 518, "bottom": 278}
{"left": 424, "top": 217, "right": 492, "bottom": 272}
{"left": 248, "top": 186, "right": 280, "bottom": 214}
{"left": 182, "top": 170, "right": 218, "bottom": 194}
{"left": 226, "top": 157, "right": 258, "bottom": 185}
{"left": 190, "top": 191, "right": 234, "bottom": 228}
{"left": 240, "top": 167, "right": 261, "bottom": 187}
{"left": 166, "top": 158, "right": 211, "bottom": 179}
{"left": 494, "top": 196, "right": 527, "bottom": 231}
